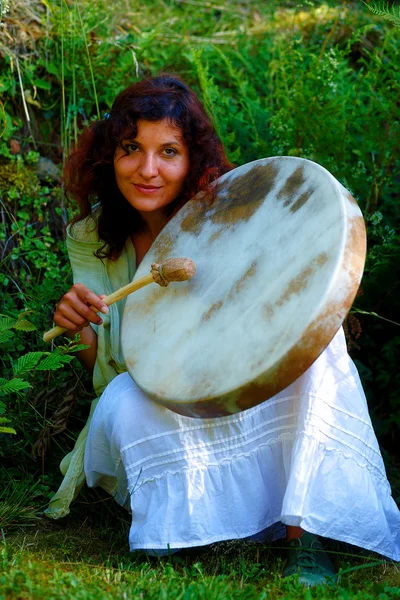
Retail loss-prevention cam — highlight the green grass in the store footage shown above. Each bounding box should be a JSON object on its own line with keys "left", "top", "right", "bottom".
{"left": 1, "top": 508, "right": 399, "bottom": 599}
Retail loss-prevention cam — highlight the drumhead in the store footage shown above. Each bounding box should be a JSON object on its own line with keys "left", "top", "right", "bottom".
{"left": 121, "top": 157, "right": 366, "bottom": 417}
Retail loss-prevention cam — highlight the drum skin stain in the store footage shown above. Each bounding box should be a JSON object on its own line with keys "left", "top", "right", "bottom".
{"left": 209, "top": 227, "right": 224, "bottom": 244}
{"left": 151, "top": 231, "right": 174, "bottom": 261}
{"left": 125, "top": 356, "right": 136, "bottom": 371}
{"left": 263, "top": 304, "right": 274, "bottom": 320}
{"left": 290, "top": 188, "right": 315, "bottom": 213}
{"left": 276, "top": 165, "right": 314, "bottom": 212}
{"left": 276, "top": 252, "right": 328, "bottom": 307}
{"left": 211, "top": 163, "right": 280, "bottom": 225}
{"left": 227, "top": 260, "right": 258, "bottom": 300}
{"left": 126, "top": 286, "right": 164, "bottom": 318}
{"left": 202, "top": 300, "right": 224, "bottom": 322}
{"left": 180, "top": 196, "right": 210, "bottom": 235}
{"left": 180, "top": 161, "right": 280, "bottom": 233}
{"left": 277, "top": 166, "right": 306, "bottom": 204}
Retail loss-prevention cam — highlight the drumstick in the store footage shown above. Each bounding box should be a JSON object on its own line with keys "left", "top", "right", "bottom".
{"left": 43, "top": 258, "right": 196, "bottom": 343}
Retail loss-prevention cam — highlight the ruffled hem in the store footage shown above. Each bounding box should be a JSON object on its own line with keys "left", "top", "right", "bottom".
{"left": 125, "top": 434, "right": 400, "bottom": 560}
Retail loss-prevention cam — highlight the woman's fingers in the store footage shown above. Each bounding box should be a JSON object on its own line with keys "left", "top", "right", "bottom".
{"left": 56, "top": 298, "right": 96, "bottom": 329}
{"left": 54, "top": 284, "right": 109, "bottom": 331}
{"left": 65, "top": 286, "right": 109, "bottom": 316}
{"left": 70, "top": 284, "right": 109, "bottom": 313}
{"left": 55, "top": 314, "right": 94, "bottom": 332}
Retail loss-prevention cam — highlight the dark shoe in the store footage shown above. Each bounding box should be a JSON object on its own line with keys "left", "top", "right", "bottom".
{"left": 283, "top": 531, "right": 337, "bottom": 587}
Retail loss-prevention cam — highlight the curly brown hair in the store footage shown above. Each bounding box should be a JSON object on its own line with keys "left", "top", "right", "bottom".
{"left": 64, "top": 75, "right": 233, "bottom": 260}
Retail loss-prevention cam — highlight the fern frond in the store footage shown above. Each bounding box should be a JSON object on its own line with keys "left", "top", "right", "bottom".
{"left": 13, "top": 352, "right": 44, "bottom": 376}
{"left": 0, "top": 400, "right": 5, "bottom": 415}
{"left": 0, "top": 317, "right": 16, "bottom": 332}
{"left": 36, "top": 353, "right": 74, "bottom": 371}
{"left": 364, "top": 2, "right": 400, "bottom": 27}
{"left": 365, "top": 1, "right": 389, "bottom": 16}
{"left": 0, "top": 377, "right": 32, "bottom": 396}
{"left": 0, "top": 330, "right": 14, "bottom": 344}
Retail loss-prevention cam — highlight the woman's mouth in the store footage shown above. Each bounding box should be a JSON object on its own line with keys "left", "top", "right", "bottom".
{"left": 133, "top": 183, "right": 162, "bottom": 194}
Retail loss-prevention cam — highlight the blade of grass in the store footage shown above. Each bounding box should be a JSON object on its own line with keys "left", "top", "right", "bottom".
{"left": 74, "top": 0, "right": 100, "bottom": 118}
{"left": 15, "top": 57, "right": 37, "bottom": 150}
{"left": 60, "top": 0, "right": 66, "bottom": 161}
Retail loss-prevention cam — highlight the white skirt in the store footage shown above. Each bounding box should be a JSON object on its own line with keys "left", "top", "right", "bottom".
{"left": 84, "top": 329, "right": 400, "bottom": 560}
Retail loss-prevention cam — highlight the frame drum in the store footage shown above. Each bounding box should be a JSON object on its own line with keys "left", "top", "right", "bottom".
{"left": 121, "top": 157, "right": 366, "bottom": 418}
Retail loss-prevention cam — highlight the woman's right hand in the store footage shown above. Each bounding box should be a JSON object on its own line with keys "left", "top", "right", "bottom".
{"left": 53, "top": 283, "right": 109, "bottom": 332}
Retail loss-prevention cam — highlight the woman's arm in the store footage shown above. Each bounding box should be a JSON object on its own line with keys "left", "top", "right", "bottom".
{"left": 54, "top": 283, "right": 108, "bottom": 373}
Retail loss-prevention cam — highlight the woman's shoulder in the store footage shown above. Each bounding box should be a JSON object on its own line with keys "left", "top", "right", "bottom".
{"left": 66, "top": 204, "right": 102, "bottom": 245}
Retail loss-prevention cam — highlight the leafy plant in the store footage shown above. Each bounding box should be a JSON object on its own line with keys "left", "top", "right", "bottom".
{"left": 365, "top": 2, "right": 400, "bottom": 28}
{"left": 0, "top": 314, "right": 88, "bottom": 437}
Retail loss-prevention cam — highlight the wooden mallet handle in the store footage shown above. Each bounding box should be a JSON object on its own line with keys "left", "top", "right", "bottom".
{"left": 43, "top": 258, "right": 196, "bottom": 343}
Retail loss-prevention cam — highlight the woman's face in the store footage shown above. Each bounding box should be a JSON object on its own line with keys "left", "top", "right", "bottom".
{"left": 113, "top": 119, "right": 190, "bottom": 218}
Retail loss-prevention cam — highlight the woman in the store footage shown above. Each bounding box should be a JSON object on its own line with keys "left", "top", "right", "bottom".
{"left": 46, "top": 75, "right": 400, "bottom": 584}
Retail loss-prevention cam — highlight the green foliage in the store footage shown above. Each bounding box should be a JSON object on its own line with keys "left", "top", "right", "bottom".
{"left": 0, "top": 378, "right": 32, "bottom": 396}
{"left": 0, "top": 315, "right": 88, "bottom": 441}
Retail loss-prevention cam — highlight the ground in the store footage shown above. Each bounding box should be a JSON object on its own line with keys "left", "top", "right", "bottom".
{"left": 1, "top": 494, "right": 399, "bottom": 600}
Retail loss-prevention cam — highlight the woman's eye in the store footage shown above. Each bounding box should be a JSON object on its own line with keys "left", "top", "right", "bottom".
{"left": 163, "top": 148, "right": 177, "bottom": 157}
{"left": 122, "top": 142, "right": 139, "bottom": 153}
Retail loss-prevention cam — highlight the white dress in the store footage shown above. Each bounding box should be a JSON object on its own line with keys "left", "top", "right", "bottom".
{"left": 84, "top": 328, "right": 400, "bottom": 560}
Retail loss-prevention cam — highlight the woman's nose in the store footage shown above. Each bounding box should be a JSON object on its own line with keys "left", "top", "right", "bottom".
{"left": 139, "top": 153, "right": 158, "bottom": 179}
